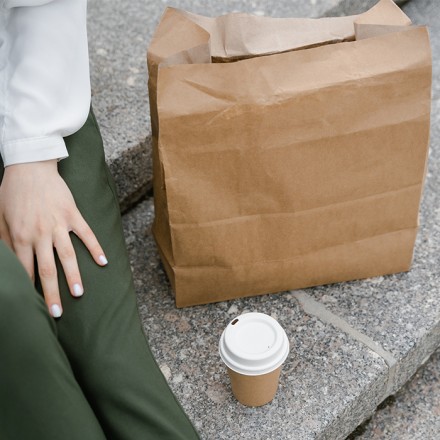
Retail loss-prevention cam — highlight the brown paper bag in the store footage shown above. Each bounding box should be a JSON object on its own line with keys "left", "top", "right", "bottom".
{"left": 147, "top": 0, "right": 432, "bottom": 308}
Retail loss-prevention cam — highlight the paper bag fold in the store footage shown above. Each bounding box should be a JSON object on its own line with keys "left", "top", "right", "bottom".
{"left": 147, "top": 0, "right": 432, "bottom": 307}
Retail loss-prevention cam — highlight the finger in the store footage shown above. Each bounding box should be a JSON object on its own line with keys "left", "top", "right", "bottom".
{"left": 0, "top": 218, "right": 14, "bottom": 251}
{"left": 72, "top": 214, "right": 108, "bottom": 266}
{"left": 0, "top": 220, "right": 34, "bottom": 282}
{"left": 13, "top": 243, "right": 35, "bottom": 283}
{"left": 35, "top": 240, "right": 62, "bottom": 318}
{"left": 53, "top": 228, "right": 84, "bottom": 298}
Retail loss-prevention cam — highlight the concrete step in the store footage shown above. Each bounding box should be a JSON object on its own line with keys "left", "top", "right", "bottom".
{"left": 121, "top": 126, "right": 439, "bottom": 439}
{"left": 109, "top": 0, "right": 439, "bottom": 438}
{"left": 347, "top": 0, "right": 440, "bottom": 436}
{"left": 120, "top": 98, "right": 439, "bottom": 439}
{"left": 87, "top": 0, "right": 409, "bottom": 212}
{"left": 347, "top": 348, "right": 440, "bottom": 440}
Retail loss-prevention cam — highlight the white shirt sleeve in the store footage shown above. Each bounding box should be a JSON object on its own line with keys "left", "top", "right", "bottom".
{"left": 0, "top": 0, "right": 90, "bottom": 167}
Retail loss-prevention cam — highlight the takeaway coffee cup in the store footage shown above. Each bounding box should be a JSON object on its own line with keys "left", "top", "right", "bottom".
{"left": 219, "top": 312, "right": 289, "bottom": 407}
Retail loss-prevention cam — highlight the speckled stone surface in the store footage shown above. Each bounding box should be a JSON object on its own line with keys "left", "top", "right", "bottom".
{"left": 348, "top": 348, "right": 440, "bottom": 440}
{"left": 122, "top": 199, "right": 389, "bottom": 440}
{"left": 114, "top": 0, "right": 440, "bottom": 437}
{"left": 402, "top": 0, "right": 440, "bottom": 102}
{"left": 88, "top": 0, "right": 373, "bottom": 211}
{"left": 324, "top": 0, "right": 409, "bottom": 17}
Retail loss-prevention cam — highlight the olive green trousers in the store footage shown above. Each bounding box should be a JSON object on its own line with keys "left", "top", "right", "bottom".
{"left": 0, "top": 108, "right": 200, "bottom": 440}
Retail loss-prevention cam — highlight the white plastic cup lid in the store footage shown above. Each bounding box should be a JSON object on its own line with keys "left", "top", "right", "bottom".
{"left": 219, "top": 312, "right": 290, "bottom": 376}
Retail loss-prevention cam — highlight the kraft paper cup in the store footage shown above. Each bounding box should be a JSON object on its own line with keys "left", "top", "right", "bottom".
{"left": 219, "top": 312, "right": 289, "bottom": 407}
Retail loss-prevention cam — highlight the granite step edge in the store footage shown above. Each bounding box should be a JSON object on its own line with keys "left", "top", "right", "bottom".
{"left": 290, "top": 291, "right": 440, "bottom": 439}
{"left": 346, "top": 348, "right": 440, "bottom": 439}
{"left": 334, "top": 324, "right": 440, "bottom": 439}
{"left": 106, "top": 135, "right": 152, "bottom": 214}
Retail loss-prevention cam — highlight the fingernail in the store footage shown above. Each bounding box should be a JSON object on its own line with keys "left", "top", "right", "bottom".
{"left": 50, "top": 304, "right": 62, "bottom": 318}
{"left": 73, "top": 283, "right": 84, "bottom": 297}
{"left": 99, "top": 255, "right": 108, "bottom": 265}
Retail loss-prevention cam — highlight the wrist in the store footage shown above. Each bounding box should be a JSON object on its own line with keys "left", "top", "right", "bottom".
{"left": 4, "top": 159, "right": 58, "bottom": 175}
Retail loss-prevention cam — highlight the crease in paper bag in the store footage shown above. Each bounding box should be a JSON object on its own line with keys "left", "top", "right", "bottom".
{"left": 170, "top": 182, "right": 423, "bottom": 229}
{"left": 149, "top": 0, "right": 412, "bottom": 69}
{"left": 145, "top": 0, "right": 430, "bottom": 307}
{"left": 169, "top": 226, "right": 419, "bottom": 270}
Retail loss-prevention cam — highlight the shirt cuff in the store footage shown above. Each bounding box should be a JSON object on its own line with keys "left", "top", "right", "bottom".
{"left": 0, "top": 135, "right": 69, "bottom": 166}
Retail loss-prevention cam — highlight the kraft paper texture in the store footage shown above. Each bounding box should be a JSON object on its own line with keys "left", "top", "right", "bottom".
{"left": 147, "top": 0, "right": 432, "bottom": 308}
{"left": 227, "top": 367, "right": 282, "bottom": 407}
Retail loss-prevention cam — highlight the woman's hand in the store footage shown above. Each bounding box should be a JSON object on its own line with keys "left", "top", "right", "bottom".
{"left": 0, "top": 159, "right": 108, "bottom": 318}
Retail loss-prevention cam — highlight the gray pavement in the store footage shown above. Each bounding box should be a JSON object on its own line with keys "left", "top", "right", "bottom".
{"left": 89, "top": 0, "right": 440, "bottom": 438}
